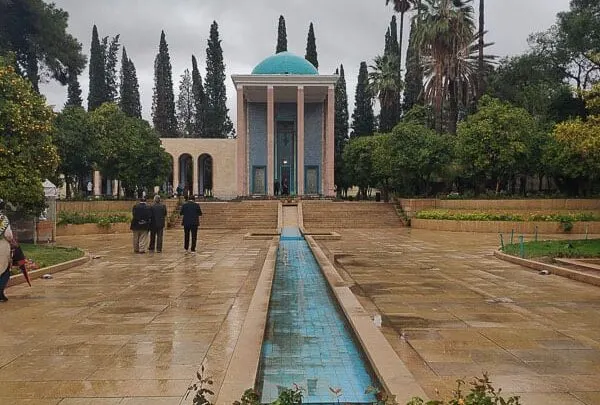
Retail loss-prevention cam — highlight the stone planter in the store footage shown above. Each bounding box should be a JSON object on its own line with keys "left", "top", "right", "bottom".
{"left": 411, "top": 219, "right": 600, "bottom": 234}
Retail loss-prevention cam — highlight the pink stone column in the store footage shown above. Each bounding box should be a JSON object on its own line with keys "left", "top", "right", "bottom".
{"left": 267, "top": 86, "right": 275, "bottom": 196}
{"left": 172, "top": 154, "right": 179, "bottom": 191}
{"left": 192, "top": 155, "right": 199, "bottom": 197}
{"left": 236, "top": 85, "right": 246, "bottom": 196}
{"left": 326, "top": 86, "right": 335, "bottom": 197}
{"left": 297, "top": 86, "right": 305, "bottom": 196}
{"left": 93, "top": 170, "right": 101, "bottom": 196}
{"left": 322, "top": 98, "right": 327, "bottom": 195}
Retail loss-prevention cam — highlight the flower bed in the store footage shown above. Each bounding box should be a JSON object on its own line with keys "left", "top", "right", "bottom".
{"left": 414, "top": 209, "right": 600, "bottom": 222}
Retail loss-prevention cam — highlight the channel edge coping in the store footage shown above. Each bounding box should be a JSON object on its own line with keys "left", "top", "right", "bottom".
{"left": 215, "top": 238, "right": 279, "bottom": 405}
{"left": 305, "top": 235, "right": 428, "bottom": 402}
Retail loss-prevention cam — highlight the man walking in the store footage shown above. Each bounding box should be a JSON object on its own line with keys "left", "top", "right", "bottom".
{"left": 149, "top": 195, "right": 167, "bottom": 253}
{"left": 130, "top": 195, "right": 152, "bottom": 253}
{"left": 180, "top": 195, "right": 202, "bottom": 254}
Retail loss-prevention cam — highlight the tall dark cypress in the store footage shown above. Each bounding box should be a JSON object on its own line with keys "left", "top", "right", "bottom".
{"left": 65, "top": 70, "right": 83, "bottom": 108}
{"left": 276, "top": 15, "right": 287, "bottom": 53}
{"left": 103, "top": 35, "right": 120, "bottom": 102}
{"left": 191, "top": 55, "right": 206, "bottom": 137}
{"left": 351, "top": 62, "right": 374, "bottom": 137}
{"left": 388, "top": 16, "right": 399, "bottom": 57}
{"left": 305, "top": 22, "right": 318, "bottom": 69}
{"left": 204, "top": 21, "right": 233, "bottom": 138}
{"left": 88, "top": 25, "right": 106, "bottom": 111}
{"left": 120, "top": 48, "right": 142, "bottom": 118}
{"left": 379, "top": 15, "right": 402, "bottom": 131}
{"left": 403, "top": 20, "right": 424, "bottom": 112}
{"left": 152, "top": 30, "right": 177, "bottom": 137}
{"left": 334, "top": 64, "right": 349, "bottom": 191}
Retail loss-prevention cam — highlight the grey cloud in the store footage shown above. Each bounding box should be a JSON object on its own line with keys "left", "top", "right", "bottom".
{"left": 40, "top": 0, "right": 570, "bottom": 126}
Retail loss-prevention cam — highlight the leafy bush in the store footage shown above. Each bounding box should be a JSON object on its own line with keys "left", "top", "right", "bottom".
{"left": 58, "top": 211, "right": 131, "bottom": 226}
{"left": 406, "top": 374, "right": 521, "bottom": 405}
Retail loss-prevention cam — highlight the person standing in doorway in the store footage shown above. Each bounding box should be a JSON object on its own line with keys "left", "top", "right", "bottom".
{"left": 130, "top": 195, "right": 152, "bottom": 253}
{"left": 86, "top": 180, "right": 93, "bottom": 197}
{"left": 180, "top": 195, "right": 202, "bottom": 254}
{"left": 0, "top": 199, "right": 15, "bottom": 302}
{"left": 149, "top": 195, "right": 167, "bottom": 253}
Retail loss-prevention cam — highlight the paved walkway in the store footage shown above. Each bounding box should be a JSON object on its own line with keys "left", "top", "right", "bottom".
{"left": 1, "top": 230, "right": 269, "bottom": 405}
{"left": 2, "top": 227, "right": 600, "bottom": 404}
{"left": 318, "top": 229, "right": 600, "bottom": 405}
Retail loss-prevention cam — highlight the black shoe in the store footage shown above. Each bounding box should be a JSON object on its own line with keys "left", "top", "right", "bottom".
{"left": 0, "top": 293, "right": 8, "bottom": 302}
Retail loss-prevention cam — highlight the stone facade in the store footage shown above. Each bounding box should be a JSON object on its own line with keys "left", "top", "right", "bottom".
{"left": 160, "top": 138, "right": 237, "bottom": 200}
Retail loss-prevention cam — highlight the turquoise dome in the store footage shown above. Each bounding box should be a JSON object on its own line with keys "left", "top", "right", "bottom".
{"left": 252, "top": 51, "right": 318, "bottom": 75}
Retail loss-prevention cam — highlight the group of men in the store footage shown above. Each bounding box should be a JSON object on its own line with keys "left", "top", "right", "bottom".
{"left": 130, "top": 194, "right": 202, "bottom": 254}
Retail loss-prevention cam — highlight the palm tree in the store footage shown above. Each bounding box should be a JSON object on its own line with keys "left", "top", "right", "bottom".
{"left": 477, "top": 0, "right": 485, "bottom": 100}
{"left": 414, "top": 0, "right": 476, "bottom": 133}
{"left": 385, "top": 0, "right": 416, "bottom": 77}
{"left": 369, "top": 54, "right": 403, "bottom": 132}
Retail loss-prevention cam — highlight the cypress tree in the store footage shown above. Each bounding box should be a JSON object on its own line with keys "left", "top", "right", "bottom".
{"left": 176, "top": 69, "right": 194, "bottom": 137}
{"left": 403, "top": 20, "right": 424, "bottom": 112}
{"left": 350, "top": 62, "right": 374, "bottom": 137}
{"left": 191, "top": 55, "right": 206, "bottom": 137}
{"left": 119, "top": 48, "right": 142, "bottom": 118}
{"left": 103, "top": 34, "right": 120, "bottom": 102}
{"left": 379, "top": 16, "right": 402, "bottom": 131}
{"left": 276, "top": 15, "right": 287, "bottom": 53}
{"left": 65, "top": 70, "right": 83, "bottom": 108}
{"left": 204, "top": 21, "right": 233, "bottom": 138}
{"left": 88, "top": 25, "right": 106, "bottom": 111}
{"left": 334, "top": 64, "right": 349, "bottom": 192}
{"left": 388, "top": 16, "right": 399, "bottom": 56}
{"left": 152, "top": 30, "right": 178, "bottom": 137}
{"left": 305, "top": 22, "right": 318, "bottom": 69}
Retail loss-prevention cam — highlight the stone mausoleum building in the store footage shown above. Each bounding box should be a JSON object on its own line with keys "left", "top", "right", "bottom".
{"left": 159, "top": 51, "right": 339, "bottom": 199}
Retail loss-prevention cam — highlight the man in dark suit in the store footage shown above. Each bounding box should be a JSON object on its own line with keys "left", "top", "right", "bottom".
{"left": 180, "top": 195, "right": 202, "bottom": 254}
{"left": 130, "top": 196, "right": 152, "bottom": 253}
{"left": 149, "top": 194, "right": 167, "bottom": 253}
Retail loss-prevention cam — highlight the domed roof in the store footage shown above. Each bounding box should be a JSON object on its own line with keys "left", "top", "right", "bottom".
{"left": 252, "top": 51, "right": 318, "bottom": 75}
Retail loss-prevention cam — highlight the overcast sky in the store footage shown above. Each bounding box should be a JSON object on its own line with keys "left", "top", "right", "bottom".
{"left": 40, "top": 0, "right": 570, "bottom": 128}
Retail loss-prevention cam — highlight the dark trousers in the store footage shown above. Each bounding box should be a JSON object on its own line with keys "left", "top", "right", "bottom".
{"left": 149, "top": 228, "right": 164, "bottom": 252}
{"left": 0, "top": 267, "right": 10, "bottom": 295}
{"left": 184, "top": 226, "right": 198, "bottom": 252}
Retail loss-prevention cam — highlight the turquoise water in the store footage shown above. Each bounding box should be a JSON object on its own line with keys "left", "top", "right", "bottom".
{"left": 257, "top": 227, "right": 376, "bottom": 403}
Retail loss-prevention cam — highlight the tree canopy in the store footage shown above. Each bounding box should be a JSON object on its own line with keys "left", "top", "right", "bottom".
{"left": 0, "top": 58, "right": 58, "bottom": 214}
{"left": 0, "top": 0, "right": 86, "bottom": 91}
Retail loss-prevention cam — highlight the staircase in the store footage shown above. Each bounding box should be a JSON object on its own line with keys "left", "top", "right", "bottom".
{"left": 170, "top": 200, "right": 278, "bottom": 230}
{"left": 302, "top": 201, "right": 404, "bottom": 231}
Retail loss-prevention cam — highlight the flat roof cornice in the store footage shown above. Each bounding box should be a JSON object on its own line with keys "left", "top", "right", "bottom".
{"left": 231, "top": 74, "right": 339, "bottom": 87}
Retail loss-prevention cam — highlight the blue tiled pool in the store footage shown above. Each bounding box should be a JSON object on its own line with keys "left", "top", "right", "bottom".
{"left": 257, "top": 227, "right": 376, "bottom": 403}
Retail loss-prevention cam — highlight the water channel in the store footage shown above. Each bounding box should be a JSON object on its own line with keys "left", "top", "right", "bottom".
{"left": 256, "top": 222, "right": 377, "bottom": 403}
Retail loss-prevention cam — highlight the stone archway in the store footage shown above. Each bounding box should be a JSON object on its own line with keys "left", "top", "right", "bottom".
{"left": 198, "top": 154, "right": 213, "bottom": 197}
{"left": 178, "top": 153, "right": 193, "bottom": 197}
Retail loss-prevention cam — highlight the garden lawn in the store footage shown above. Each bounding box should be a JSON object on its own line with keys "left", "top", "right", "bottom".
{"left": 20, "top": 244, "right": 84, "bottom": 269}
{"left": 502, "top": 238, "right": 600, "bottom": 259}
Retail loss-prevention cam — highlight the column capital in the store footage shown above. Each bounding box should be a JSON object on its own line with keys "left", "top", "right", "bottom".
{"left": 236, "top": 84, "right": 244, "bottom": 91}
{"left": 297, "top": 85, "right": 304, "bottom": 90}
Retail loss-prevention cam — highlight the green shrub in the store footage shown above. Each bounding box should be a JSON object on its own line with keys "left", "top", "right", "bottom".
{"left": 406, "top": 373, "right": 520, "bottom": 405}
{"left": 415, "top": 209, "right": 600, "bottom": 223}
{"left": 58, "top": 211, "right": 131, "bottom": 226}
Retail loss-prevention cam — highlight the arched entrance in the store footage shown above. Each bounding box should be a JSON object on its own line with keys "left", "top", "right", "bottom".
{"left": 178, "top": 154, "right": 193, "bottom": 197}
{"left": 198, "top": 154, "right": 213, "bottom": 197}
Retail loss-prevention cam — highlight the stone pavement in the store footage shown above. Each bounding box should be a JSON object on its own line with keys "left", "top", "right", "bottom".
{"left": 0, "top": 229, "right": 269, "bottom": 405}
{"left": 318, "top": 228, "right": 600, "bottom": 405}
{"left": 2, "top": 227, "right": 600, "bottom": 405}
